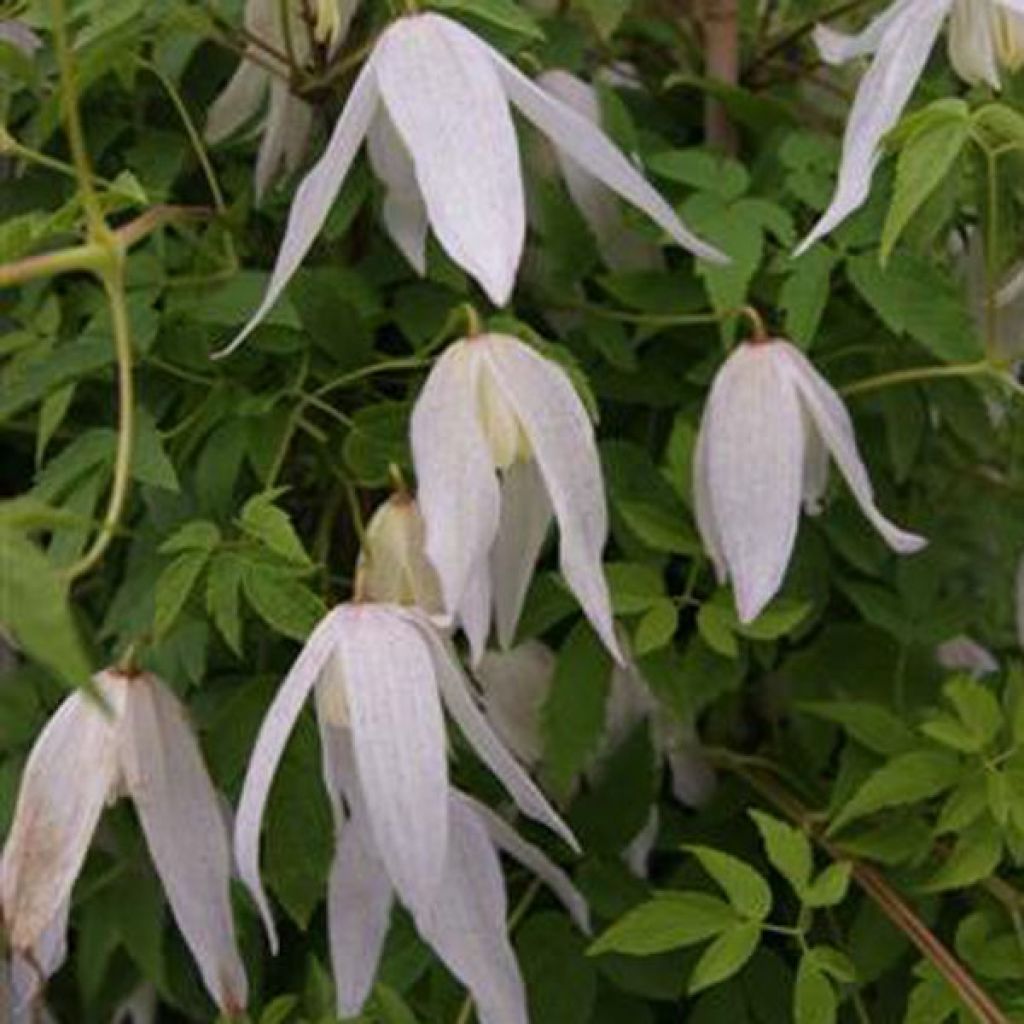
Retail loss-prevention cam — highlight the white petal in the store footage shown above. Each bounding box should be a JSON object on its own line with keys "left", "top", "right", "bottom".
{"left": 795, "top": 0, "right": 950, "bottom": 255}
{"left": 622, "top": 808, "right": 659, "bottom": 878}
{"left": 205, "top": 61, "right": 268, "bottom": 145}
{"left": 375, "top": 14, "right": 524, "bottom": 304}
{"left": 458, "top": 555, "right": 494, "bottom": 665}
{"left": 121, "top": 676, "right": 248, "bottom": 1015}
{"left": 254, "top": 81, "right": 290, "bottom": 203}
{"left": 0, "top": 21, "right": 42, "bottom": 55}
{"left": 702, "top": 343, "right": 806, "bottom": 623}
{"left": 475, "top": 641, "right": 555, "bottom": 768}
{"left": 692, "top": 412, "right": 728, "bottom": 583}
{"left": 466, "top": 795, "right": 590, "bottom": 933}
{"left": 481, "top": 336, "right": 621, "bottom": 661}
{"left": 235, "top": 609, "right": 341, "bottom": 949}
{"left": 776, "top": 343, "right": 927, "bottom": 554}
{"left": 801, "top": 415, "right": 831, "bottom": 515}
{"left": 936, "top": 636, "right": 1000, "bottom": 677}
{"left": 9, "top": 898, "right": 69, "bottom": 1011}
{"left": 335, "top": 605, "right": 449, "bottom": 914}
{"left": 948, "top": 0, "right": 1001, "bottom": 86}
{"left": 813, "top": 0, "right": 925, "bottom": 63}
{"left": 414, "top": 798, "right": 528, "bottom": 1024}
{"left": 666, "top": 743, "right": 718, "bottom": 808}
{"left": 328, "top": 806, "right": 394, "bottom": 1017}
{"left": 492, "top": 460, "right": 553, "bottom": 652}
{"left": 537, "top": 70, "right": 662, "bottom": 272}
{"left": 221, "top": 57, "right": 379, "bottom": 356}
{"left": 367, "top": 112, "right": 430, "bottom": 275}
{"left": 487, "top": 45, "right": 726, "bottom": 264}
{"left": 1, "top": 678, "right": 122, "bottom": 952}
{"left": 599, "top": 657, "right": 655, "bottom": 761}
{"left": 111, "top": 983, "right": 158, "bottom": 1024}
{"left": 411, "top": 341, "right": 501, "bottom": 619}
{"left": 406, "top": 611, "right": 579, "bottom": 851}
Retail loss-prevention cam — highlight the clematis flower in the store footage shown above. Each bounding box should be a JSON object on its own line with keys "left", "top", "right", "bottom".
{"left": 0, "top": 20, "right": 41, "bottom": 54}
{"left": 225, "top": 11, "right": 724, "bottom": 354}
{"left": 205, "top": 0, "right": 357, "bottom": 202}
{"left": 410, "top": 331, "right": 620, "bottom": 663}
{"left": 796, "top": 0, "right": 1024, "bottom": 254}
{"left": 535, "top": 70, "right": 663, "bottom": 272}
{"left": 693, "top": 337, "right": 927, "bottom": 623}
{"left": 0, "top": 670, "right": 247, "bottom": 1016}
{"left": 235, "top": 497, "right": 586, "bottom": 1021}
{"left": 936, "top": 636, "right": 999, "bottom": 677}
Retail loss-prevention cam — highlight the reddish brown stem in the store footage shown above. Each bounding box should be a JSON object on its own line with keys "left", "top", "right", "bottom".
{"left": 698, "top": 0, "right": 739, "bottom": 154}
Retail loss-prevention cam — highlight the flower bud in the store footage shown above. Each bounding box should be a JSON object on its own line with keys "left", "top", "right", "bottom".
{"left": 996, "top": 9, "right": 1024, "bottom": 70}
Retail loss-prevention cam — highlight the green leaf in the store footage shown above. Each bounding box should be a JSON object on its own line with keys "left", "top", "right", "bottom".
{"left": 589, "top": 892, "right": 739, "bottom": 956}
{"left": 749, "top": 810, "right": 813, "bottom": 896}
{"left": 429, "top": 0, "right": 545, "bottom": 38}
{"left": 132, "top": 407, "right": 179, "bottom": 491}
{"left": 633, "top": 599, "right": 678, "bottom": 655}
{"left": 606, "top": 562, "right": 666, "bottom": 614}
{"left": 574, "top": 0, "right": 632, "bottom": 38}
{"left": 154, "top": 548, "right": 211, "bottom": 639}
{"left": 688, "top": 922, "right": 761, "bottom": 994}
{"left": 780, "top": 246, "right": 838, "bottom": 348}
{"left": 258, "top": 996, "right": 300, "bottom": 1024}
{"left": 830, "top": 751, "right": 963, "bottom": 833}
{"left": 881, "top": 99, "right": 969, "bottom": 264}
{"left": 807, "top": 945, "right": 857, "bottom": 984}
{"left": 800, "top": 701, "right": 916, "bottom": 756}
{"left": 239, "top": 493, "right": 312, "bottom": 566}
{"left": 241, "top": 566, "right": 326, "bottom": 642}
{"left": 922, "top": 820, "right": 1002, "bottom": 892}
{"left": 803, "top": 863, "right": 852, "bottom": 908}
{"left": 206, "top": 552, "right": 245, "bottom": 655}
{"left": 696, "top": 603, "right": 739, "bottom": 659}
{"left": 944, "top": 676, "right": 1003, "bottom": 751}
{"left": 159, "top": 520, "right": 221, "bottom": 555}
{"left": 794, "top": 955, "right": 836, "bottom": 1024}
{"left": 685, "top": 846, "right": 773, "bottom": 921}
{"left": 541, "top": 621, "right": 612, "bottom": 794}
{"left": 0, "top": 528, "right": 92, "bottom": 688}
{"left": 518, "top": 913, "right": 597, "bottom": 1024}
{"left": 373, "top": 985, "right": 420, "bottom": 1024}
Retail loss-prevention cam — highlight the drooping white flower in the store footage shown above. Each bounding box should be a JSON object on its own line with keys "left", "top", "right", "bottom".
{"left": 936, "top": 636, "right": 999, "bottom": 677}
{"left": 693, "top": 338, "right": 927, "bottom": 623}
{"left": 224, "top": 11, "right": 724, "bottom": 354}
{"left": 0, "top": 670, "right": 247, "bottom": 1016}
{"left": 411, "top": 331, "right": 620, "bottom": 663}
{"left": 1, "top": 900, "right": 67, "bottom": 1024}
{"left": 205, "top": 0, "right": 357, "bottom": 202}
{"left": 0, "top": 20, "right": 42, "bottom": 55}
{"left": 535, "top": 70, "right": 663, "bottom": 272}
{"left": 797, "top": 0, "right": 1024, "bottom": 254}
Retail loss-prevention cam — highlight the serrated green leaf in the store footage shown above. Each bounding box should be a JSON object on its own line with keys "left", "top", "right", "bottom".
{"left": 206, "top": 552, "right": 245, "bottom": 655}
{"left": 803, "top": 863, "right": 852, "bottom": 908}
{"left": 239, "top": 493, "right": 312, "bottom": 566}
{"left": 749, "top": 810, "right": 813, "bottom": 896}
{"left": 922, "top": 821, "right": 1002, "bottom": 892}
{"left": 154, "top": 548, "right": 211, "bottom": 639}
{"left": 685, "top": 846, "right": 772, "bottom": 921}
{"left": 687, "top": 922, "right": 761, "bottom": 994}
{"left": 800, "top": 701, "right": 915, "bottom": 756}
{"left": 159, "top": 520, "right": 221, "bottom": 555}
{"left": 429, "top": 0, "right": 545, "bottom": 38}
{"left": 633, "top": 599, "right": 677, "bottom": 655}
{"left": 241, "top": 566, "right": 325, "bottom": 642}
{"left": 589, "top": 892, "right": 739, "bottom": 956}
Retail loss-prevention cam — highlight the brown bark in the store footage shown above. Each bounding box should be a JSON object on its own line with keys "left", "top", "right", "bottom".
{"left": 697, "top": 0, "right": 740, "bottom": 154}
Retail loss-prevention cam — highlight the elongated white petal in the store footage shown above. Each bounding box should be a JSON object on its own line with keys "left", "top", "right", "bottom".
{"left": 1, "top": 679, "right": 122, "bottom": 951}
{"left": 795, "top": 0, "right": 950, "bottom": 255}
{"left": 205, "top": 61, "right": 268, "bottom": 144}
{"left": 476, "top": 641, "right": 555, "bottom": 768}
{"left": 492, "top": 460, "right": 553, "bottom": 652}
{"left": 623, "top": 808, "right": 659, "bottom": 878}
{"left": 254, "top": 81, "right": 293, "bottom": 203}
{"left": 948, "top": 0, "right": 1001, "bottom": 86}
{"left": 335, "top": 605, "right": 449, "bottom": 914}
{"left": 9, "top": 898, "right": 69, "bottom": 1013}
{"left": 801, "top": 415, "right": 831, "bottom": 515}
{"left": 936, "top": 636, "right": 999, "bottom": 677}
{"left": 692, "top": 413, "right": 728, "bottom": 583}
{"left": 411, "top": 342, "right": 501, "bottom": 618}
{"left": 367, "top": 112, "right": 430, "bottom": 274}
{"left": 221, "top": 57, "right": 379, "bottom": 356}
{"left": 467, "top": 796, "right": 590, "bottom": 933}
{"left": 111, "top": 983, "right": 157, "bottom": 1024}
{"left": 702, "top": 344, "right": 806, "bottom": 623}
{"left": 481, "top": 336, "right": 621, "bottom": 661}
{"left": 328, "top": 811, "right": 394, "bottom": 1017}
{"left": 0, "top": 21, "right": 42, "bottom": 55}
{"left": 487, "top": 44, "right": 726, "bottom": 265}
{"left": 414, "top": 798, "right": 528, "bottom": 1024}
{"left": 407, "top": 612, "right": 579, "bottom": 851}
{"left": 458, "top": 555, "right": 494, "bottom": 665}
{"left": 235, "top": 609, "right": 341, "bottom": 949}
{"left": 813, "top": 0, "right": 925, "bottom": 63}
{"left": 375, "top": 14, "right": 524, "bottom": 304}
{"left": 666, "top": 745, "right": 718, "bottom": 808}
{"left": 776, "top": 343, "right": 927, "bottom": 554}
{"left": 121, "top": 676, "right": 248, "bottom": 1015}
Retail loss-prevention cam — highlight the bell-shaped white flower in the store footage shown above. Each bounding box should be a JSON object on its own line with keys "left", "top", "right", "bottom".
{"left": 0, "top": 20, "right": 41, "bottom": 55}
{"left": 1, "top": 670, "right": 248, "bottom": 1016}
{"left": 693, "top": 338, "right": 927, "bottom": 623}
{"left": 535, "top": 70, "right": 663, "bottom": 272}
{"left": 411, "top": 331, "right": 620, "bottom": 663}
{"left": 235, "top": 603, "right": 577, "bottom": 944}
{"left": 936, "top": 636, "right": 999, "bottom": 677}
{"left": 205, "top": 0, "right": 358, "bottom": 201}
{"left": 797, "top": 0, "right": 1024, "bottom": 254}
{"left": 225, "top": 11, "right": 724, "bottom": 354}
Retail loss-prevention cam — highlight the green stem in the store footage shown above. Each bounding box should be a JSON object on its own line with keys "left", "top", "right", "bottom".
{"left": 66, "top": 263, "right": 135, "bottom": 582}
{"left": 984, "top": 148, "right": 1001, "bottom": 360}
{"left": 841, "top": 361, "right": 994, "bottom": 397}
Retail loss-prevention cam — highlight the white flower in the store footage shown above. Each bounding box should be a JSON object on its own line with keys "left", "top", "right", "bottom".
{"left": 234, "top": 602, "right": 584, "bottom": 1022}
{"left": 0, "top": 670, "right": 247, "bottom": 1015}
{"left": 205, "top": 0, "right": 357, "bottom": 202}
{"left": 693, "top": 338, "right": 927, "bottom": 623}
{"left": 535, "top": 70, "right": 663, "bottom": 272}
{"left": 936, "top": 636, "right": 999, "bottom": 677}
{"left": 0, "top": 21, "right": 42, "bottom": 55}
{"left": 797, "top": 0, "right": 1024, "bottom": 254}
{"left": 224, "top": 11, "right": 724, "bottom": 354}
{"left": 411, "top": 331, "right": 620, "bottom": 663}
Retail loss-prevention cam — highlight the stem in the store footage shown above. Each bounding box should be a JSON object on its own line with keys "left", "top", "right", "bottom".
{"left": 841, "top": 361, "right": 994, "bottom": 397}
{"left": 66, "top": 263, "right": 135, "bottom": 582}
{"left": 715, "top": 755, "right": 1010, "bottom": 1024}
{"left": 983, "top": 148, "right": 1001, "bottom": 360}
{"left": 48, "top": 0, "right": 109, "bottom": 243}
{"left": 698, "top": 0, "right": 740, "bottom": 154}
